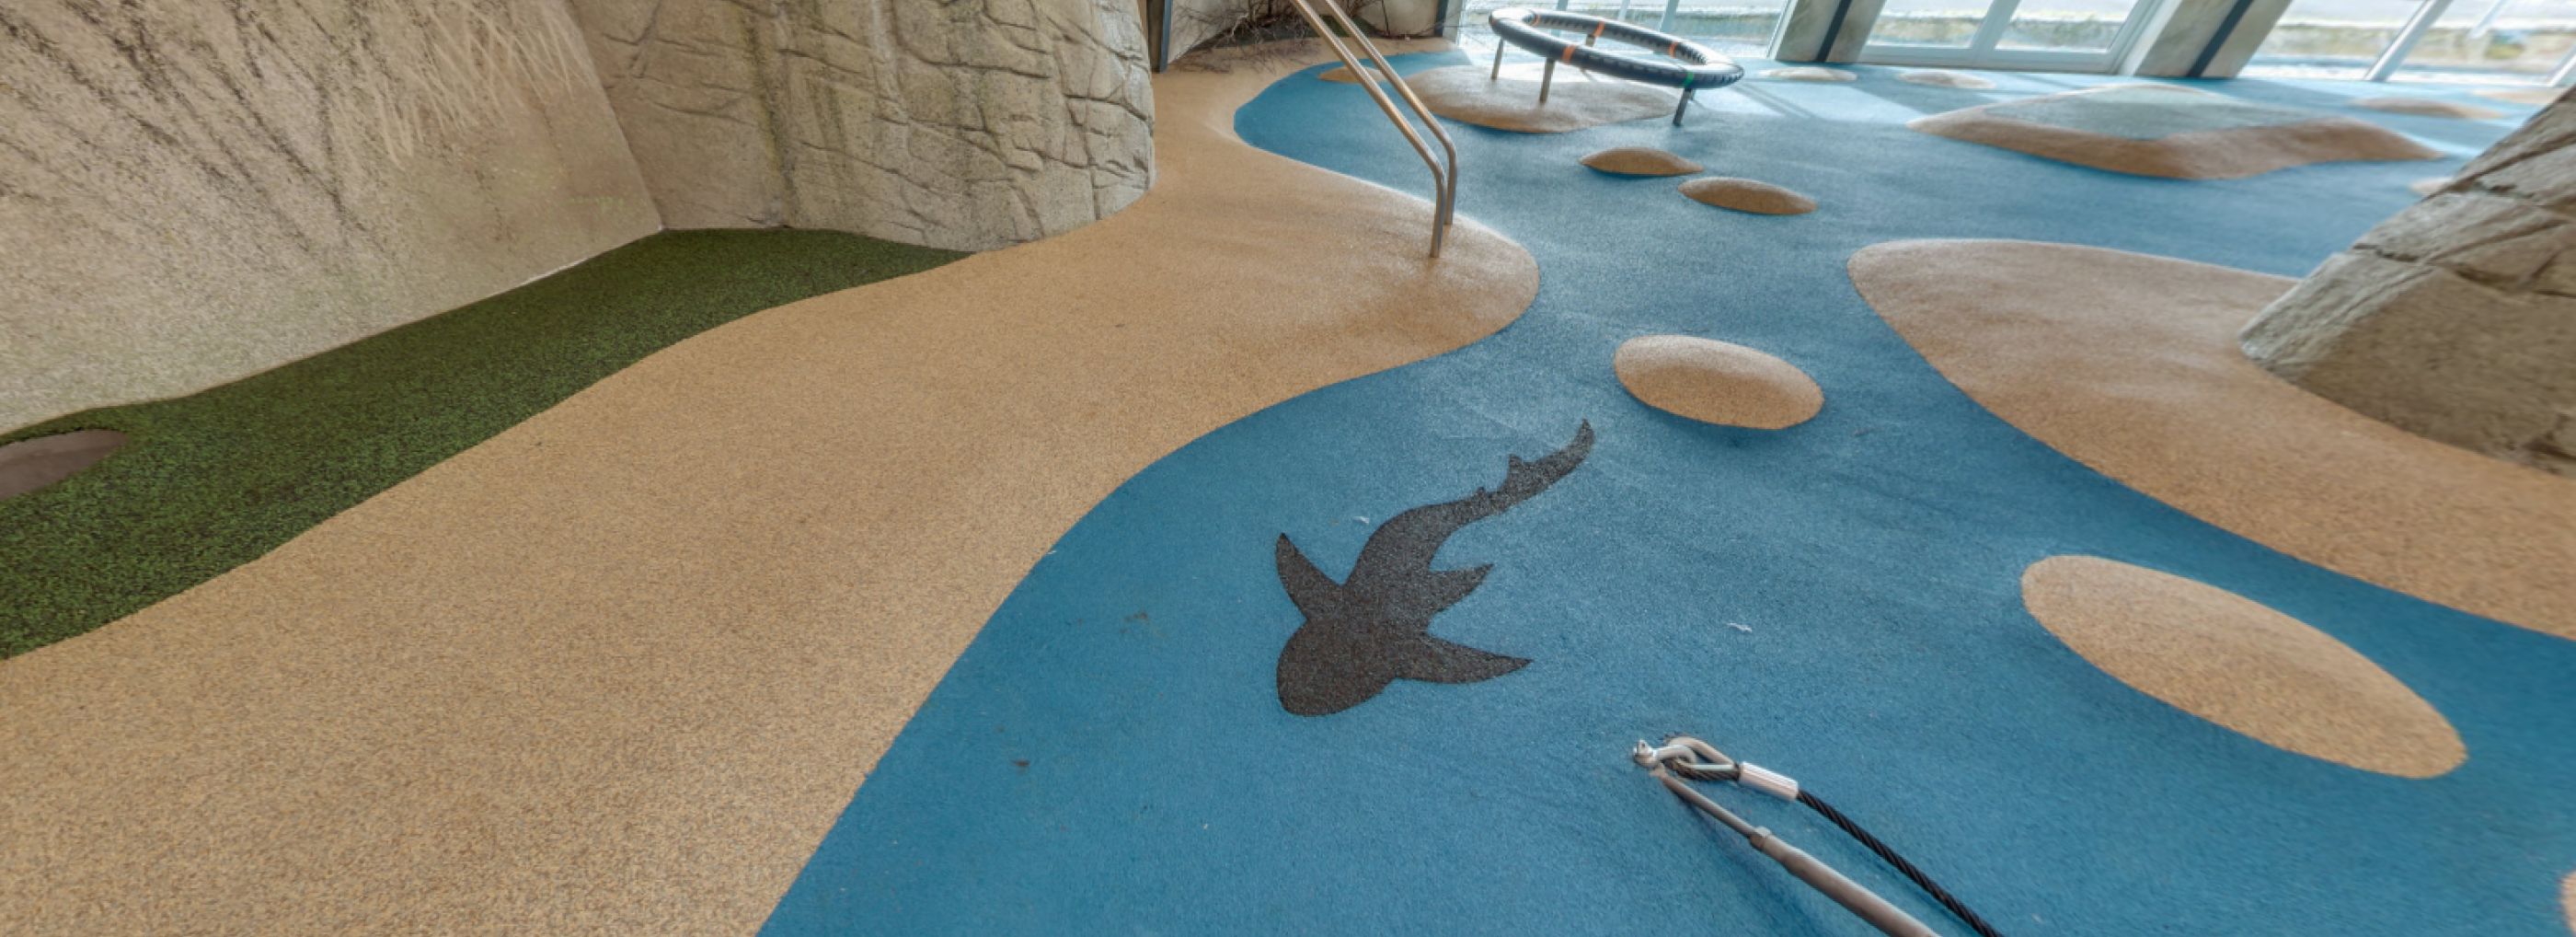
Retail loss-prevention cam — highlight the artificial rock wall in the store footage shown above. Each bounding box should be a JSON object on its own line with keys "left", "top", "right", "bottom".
{"left": 562, "top": 0, "right": 1155, "bottom": 251}
{"left": 1168, "top": 0, "right": 1250, "bottom": 61}
{"left": 2243, "top": 98, "right": 2576, "bottom": 477}
{"left": 1164, "top": 0, "right": 1435, "bottom": 67}
{"left": 0, "top": 0, "right": 661, "bottom": 433}
{"left": 3, "top": 0, "right": 1161, "bottom": 434}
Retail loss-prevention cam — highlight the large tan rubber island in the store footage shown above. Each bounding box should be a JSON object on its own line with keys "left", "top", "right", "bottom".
{"left": 0, "top": 40, "right": 1536, "bottom": 934}
{"left": 1850, "top": 239, "right": 2576, "bottom": 642}
{"left": 1909, "top": 85, "right": 2440, "bottom": 179}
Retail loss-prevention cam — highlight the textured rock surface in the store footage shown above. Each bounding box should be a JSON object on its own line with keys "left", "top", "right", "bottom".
{"left": 1167, "top": 0, "right": 1248, "bottom": 61}
{"left": 565, "top": 0, "right": 1155, "bottom": 251}
{"left": 0, "top": 0, "right": 661, "bottom": 433}
{"left": 1581, "top": 146, "right": 1701, "bottom": 177}
{"left": 2243, "top": 98, "right": 2576, "bottom": 476}
{"left": 1682, "top": 178, "right": 1817, "bottom": 215}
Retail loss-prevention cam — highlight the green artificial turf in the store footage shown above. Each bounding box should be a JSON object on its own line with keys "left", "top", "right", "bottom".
{"left": 0, "top": 229, "right": 963, "bottom": 657}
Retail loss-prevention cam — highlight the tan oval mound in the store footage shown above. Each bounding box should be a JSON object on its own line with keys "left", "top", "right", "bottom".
{"left": 2476, "top": 86, "right": 2563, "bottom": 106}
{"left": 1582, "top": 146, "right": 1702, "bottom": 176}
{"left": 2352, "top": 97, "right": 2504, "bottom": 120}
{"left": 1682, "top": 177, "right": 1817, "bottom": 215}
{"left": 2022, "top": 555, "right": 2465, "bottom": 778}
{"left": 0, "top": 429, "right": 127, "bottom": 500}
{"left": 1764, "top": 66, "right": 1857, "bottom": 82}
{"left": 2409, "top": 177, "right": 2451, "bottom": 196}
{"left": 1898, "top": 69, "right": 1997, "bottom": 89}
{"left": 1614, "top": 335, "right": 1823, "bottom": 429}
{"left": 1909, "top": 85, "right": 2442, "bottom": 179}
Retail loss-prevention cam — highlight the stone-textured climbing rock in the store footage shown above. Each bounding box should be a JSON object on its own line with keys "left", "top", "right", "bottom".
{"left": 0, "top": 0, "right": 661, "bottom": 433}
{"left": 565, "top": 0, "right": 1155, "bottom": 251}
{"left": 2243, "top": 97, "right": 2576, "bottom": 476}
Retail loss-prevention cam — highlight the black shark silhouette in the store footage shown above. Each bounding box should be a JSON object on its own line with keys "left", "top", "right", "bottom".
{"left": 1272, "top": 422, "right": 1595, "bottom": 716}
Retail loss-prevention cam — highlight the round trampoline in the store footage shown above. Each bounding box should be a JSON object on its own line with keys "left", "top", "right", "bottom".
{"left": 1487, "top": 7, "right": 1744, "bottom": 124}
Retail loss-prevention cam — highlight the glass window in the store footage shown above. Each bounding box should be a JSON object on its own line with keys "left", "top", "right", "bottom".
{"left": 1996, "top": 0, "right": 2152, "bottom": 52}
{"left": 1869, "top": 0, "right": 2004, "bottom": 49}
{"left": 1667, "top": 0, "right": 1797, "bottom": 52}
{"left": 2389, "top": 0, "right": 2576, "bottom": 83}
{"left": 2245, "top": 0, "right": 2426, "bottom": 79}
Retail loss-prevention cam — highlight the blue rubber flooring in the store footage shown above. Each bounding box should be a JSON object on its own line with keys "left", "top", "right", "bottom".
{"left": 764, "top": 56, "right": 2576, "bottom": 935}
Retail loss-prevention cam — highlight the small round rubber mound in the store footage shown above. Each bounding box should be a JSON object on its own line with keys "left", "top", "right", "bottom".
{"left": 1614, "top": 335, "right": 1822, "bottom": 429}
{"left": 2021, "top": 555, "right": 2465, "bottom": 779}
{"left": 2352, "top": 97, "right": 2503, "bottom": 120}
{"left": 1405, "top": 65, "right": 1673, "bottom": 133}
{"left": 1581, "top": 146, "right": 1701, "bottom": 177}
{"left": 1762, "top": 66, "right": 1856, "bottom": 82}
{"left": 0, "top": 429, "right": 126, "bottom": 500}
{"left": 1897, "top": 69, "right": 1996, "bottom": 89}
{"left": 1681, "top": 177, "right": 1815, "bottom": 215}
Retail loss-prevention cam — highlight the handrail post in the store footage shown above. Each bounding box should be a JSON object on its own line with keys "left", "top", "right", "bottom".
{"left": 1284, "top": 0, "right": 1460, "bottom": 259}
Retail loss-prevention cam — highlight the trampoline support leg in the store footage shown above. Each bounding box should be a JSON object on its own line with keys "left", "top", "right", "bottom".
{"left": 1673, "top": 89, "right": 1693, "bottom": 125}
{"left": 1539, "top": 58, "right": 1556, "bottom": 104}
{"left": 1491, "top": 40, "right": 1505, "bottom": 80}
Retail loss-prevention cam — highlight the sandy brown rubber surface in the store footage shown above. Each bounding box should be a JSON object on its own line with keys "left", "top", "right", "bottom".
{"left": 1851, "top": 239, "right": 2576, "bottom": 642}
{"left": 2352, "top": 97, "right": 2505, "bottom": 120}
{"left": 1898, "top": 69, "right": 1997, "bottom": 89}
{"left": 1581, "top": 146, "right": 1701, "bottom": 176}
{"left": 1318, "top": 63, "right": 1393, "bottom": 84}
{"left": 1908, "top": 106, "right": 2440, "bottom": 179}
{"left": 2022, "top": 555, "right": 2464, "bottom": 778}
{"left": 2478, "top": 87, "right": 2565, "bottom": 106}
{"left": 1682, "top": 177, "right": 1818, "bottom": 214}
{"left": 0, "top": 40, "right": 1537, "bottom": 934}
{"left": 2564, "top": 872, "right": 2574, "bottom": 931}
{"left": 1762, "top": 66, "right": 1857, "bottom": 82}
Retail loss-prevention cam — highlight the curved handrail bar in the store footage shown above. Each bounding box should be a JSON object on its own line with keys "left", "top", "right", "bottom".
{"left": 1308, "top": 2, "right": 1458, "bottom": 248}
{"left": 1284, "top": 0, "right": 1459, "bottom": 258}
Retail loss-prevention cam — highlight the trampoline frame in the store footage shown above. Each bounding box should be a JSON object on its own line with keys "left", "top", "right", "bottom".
{"left": 1486, "top": 7, "right": 1744, "bottom": 124}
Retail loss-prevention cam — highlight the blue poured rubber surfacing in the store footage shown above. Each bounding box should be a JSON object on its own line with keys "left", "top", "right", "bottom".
{"left": 765, "top": 57, "right": 2576, "bottom": 935}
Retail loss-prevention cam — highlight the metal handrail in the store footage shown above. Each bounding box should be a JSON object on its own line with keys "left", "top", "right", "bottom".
{"left": 1282, "top": 0, "right": 1459, "bottom": 258}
